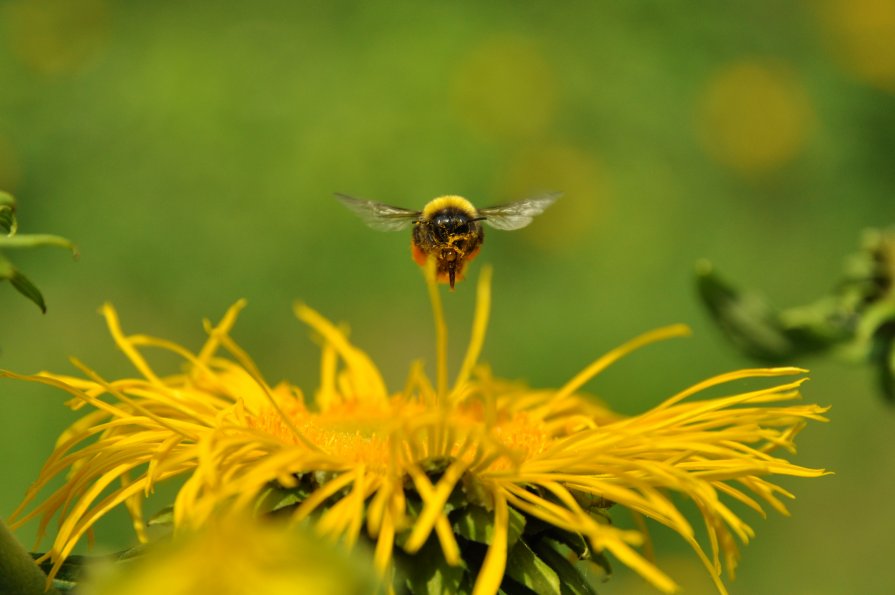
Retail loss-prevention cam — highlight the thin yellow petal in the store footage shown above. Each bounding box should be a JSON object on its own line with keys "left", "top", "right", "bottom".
{"left": 403, "top": 459, "right": 468, "bottom": 554}
{"left": 555, "top": 324, "right": 691, "bottom": 400}
{"left": 423, "top": 257, "right": 448, "bottom": 401}
{"left": 472, "top": 490, "right": 508, "bottom": 595}
{"left": 294, "top": 303, "right": 388, "bottom": 402}
{"left": 452, "top": 264, "right": 492, "bottom": 398}
{"left": 196, "top": 299, "right": 248, "bottom": 363}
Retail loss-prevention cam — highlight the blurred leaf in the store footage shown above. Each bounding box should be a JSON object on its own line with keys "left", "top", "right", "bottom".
{"left": 6, "top": 267, "right": 47, "bottom": 313}
{"left": 569, "top": 491, "right": 612, "bottom": 513}
{"left": 0, "top": 519, "right": 59, "bottom": 595}
{"left": 541, "top": 527, "right": 590, "bottom": 560}
{"left": 253, "top": 483, "right": 307, "bottom": 516}
{"left": 696, "top": 260, "right": 836, "bottom": 362}
{"left": 698, "top": 227, "right": 895, "bottom": 403}
{"left": 540, "top": 525, "right": 612, "bottom": 578}
{"left": 0, "top": 192, "right": 79, "bottom": 313}
{"left": 401, "top": 535, "right": 467, "bottom": 595}
{"left": 31, "top": 544, "right": 157, "bottom": 593}
{"left": 531, "top": 538, "right": 599, "bottom": 595}
{"left": 873, "top": 325, "right": 895, "bottom": 402}
{"left": 31, "top": 554, "right": 91, "bottom": 591}
{"left": 696, "top": 260, "right": 796, "bottom": 361}
{"left": 460, "top": 471, "right": 492, "bottom": 509}
{"left": 451, "top": 504, "right": 525, "bottom": 549}
{"left": 147, "top": 506, "right": 174, "bottom": 527}
{"left": 0, "top": 191, "right": 16, "bottom": 235}
{"left": 505, "top": 539, "right": 560, "bottom": 595}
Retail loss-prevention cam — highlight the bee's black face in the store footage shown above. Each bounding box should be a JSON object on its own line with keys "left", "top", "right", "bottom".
{"left": 431, "top": 209, "right": 474, "bottom": 241}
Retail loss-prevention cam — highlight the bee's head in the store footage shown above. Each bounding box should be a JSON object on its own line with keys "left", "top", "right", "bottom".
{"left": 431, "top": 209, "right": 481, "bottom": 239}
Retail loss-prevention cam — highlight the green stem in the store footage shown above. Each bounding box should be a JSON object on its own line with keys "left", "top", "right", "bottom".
{"left": 0, "top": 520, "right": 59, "bottom": 595}
{"left": 0, "top": 234, "right": 78, "bottom": 256}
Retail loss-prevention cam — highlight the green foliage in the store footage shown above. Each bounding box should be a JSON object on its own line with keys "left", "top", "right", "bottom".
{"left": 451, "top": 504, "right": 525, "bottom": 549}
{"left": 400, "top": 536, "right": 468, "bottom": 595}
{"left": 0, "top": 519, "right": 60, "bottom": 595}
{"left": 531, "top": 538, "right": 600, "bottom": 595}
{"left": 390, "top": 458, "right": 610, "bottom": 594}
{"left": 0, "top": 192, "right": 18, "bottom": 235}
{"left": 0, "top": 192, "right": 78, "bottom": 313}
{"left": 697, "top": 227, "right": 895, "bottom": 402}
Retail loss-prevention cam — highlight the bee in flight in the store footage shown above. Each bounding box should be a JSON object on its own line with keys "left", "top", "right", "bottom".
{"left": 335, "top": 192, "right": 561, "bottom": 288}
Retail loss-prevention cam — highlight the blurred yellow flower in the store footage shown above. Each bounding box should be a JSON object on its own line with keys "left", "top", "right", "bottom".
{"left": 4, "top": 267, "right": 829, "bottom": 594}
{"left": 817, "top": 0, "right": 895, "bottom": 94}
{"left": 452, "top": 37, "right": 557, "bottom": 141}
{"left": 84, "top": 514, "right": 379, "bottom": 595}
{"left": 3, "top": 0, "right": 109, "bottom": 75}
{"left": 697, "top": 60, "right": 814, "bottom": 175}
{"left": 496, "top": 144, "right": 607, "bottom": 253}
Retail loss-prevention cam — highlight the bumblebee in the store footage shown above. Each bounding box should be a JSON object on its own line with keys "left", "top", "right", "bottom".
{"left": 335, "top": 192, "right": 561, "bottom": 288}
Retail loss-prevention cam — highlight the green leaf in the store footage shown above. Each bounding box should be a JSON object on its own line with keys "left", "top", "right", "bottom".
{"left": 570, "top": 491, "right": 613, "bottom": 513}
{"left": 115, "top": 541, "right": 156, "bottom": 561}
{"left": 698, "top": 228, "right": 895, "bottom": 403}
{"left": 695, "top": 261, "right": 797, "bottom": 361}
{"left": 394, "top": 497, "right": 423, "bottom": 550}
{"left": 696, "top": 260, "right": 843, "bottom": 361}
{"left": 874, "top": 329, "right": 895, "bottom": 403}
{"left": 420, "top": 455, "right": 454, "bottom": 478}
{"left": 31, "top": 554, "right": 92, "bottom": 586}
{"left": 531, "top": 538, "right": 599, "bottom": 595}
{"left": 253, "top": 483, "right": 307, "bottom": 515}
{"left": 505, "top": 539, "right": 560, "bottom": 595}
{"left": 399, "top": 535, "right": 468, "bottom": 595}
{"left": 451, "top": 504, "right": 525, "bottom": 548}
{"left": 0, "top": 191, "right": 15, "bottom": 235}
{"left": 540, "top": 527, "right": 590, "bottom": 559}
{"left": 147, "top": 505, "right": 174, "bottom": 527}
{"left": 451, "top": 505, "right": 490, "bottom": 543}
{"left": 541, "top": 527, "right": 612, "bottom": 577}
{"left": 7, "top": 268, "right": 46, "bottom": 313}
{"left": 0, "top": 209, "right": 15, "bottom": 236}
{"left": 460, "top": 472, "right": 492, "bottom": 509}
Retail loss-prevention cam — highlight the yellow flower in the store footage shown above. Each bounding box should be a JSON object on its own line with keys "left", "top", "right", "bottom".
{"left": 85, "top": 514, "right": 380, "bottom": 595}
{"left": 3, "top": 266, "right": 829, "bottom": 594}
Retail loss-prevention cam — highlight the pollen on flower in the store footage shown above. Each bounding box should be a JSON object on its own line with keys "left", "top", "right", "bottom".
{"left": 486, "top": 413, "right": 553, "bottom": 466}
{"left": 247, "top": 402, "right": 419, "bottom": 468}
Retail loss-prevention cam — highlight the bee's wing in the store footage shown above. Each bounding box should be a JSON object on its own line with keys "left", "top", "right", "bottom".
{"left": 477, "top": 192, "right": 562, "bottom": 231}
{"left": 334, "top": 193, "right": 420, "bottom": 231}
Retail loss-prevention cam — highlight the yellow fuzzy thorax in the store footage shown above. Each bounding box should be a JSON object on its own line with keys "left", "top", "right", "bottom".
{"left": 420, "top": 195, "right": 477, "bottom": 219}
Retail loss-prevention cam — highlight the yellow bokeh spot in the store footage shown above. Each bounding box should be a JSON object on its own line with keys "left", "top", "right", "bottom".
{"left": 818, "top": 0, "right": 895, "bottom": 94}
{"left": 697, "top": 61, "right": 814, "bottom": 175}
{"left": 495, "top": 144, "right": 607, "bottom": 251}
{"left": 452, "top": 36, "right": 557, "bottom": 141}
{"left": 3, "top": 0, "right": 108, "bottom": 75}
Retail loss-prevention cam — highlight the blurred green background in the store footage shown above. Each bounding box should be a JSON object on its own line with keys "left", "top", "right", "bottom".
{"left": 1, "top": 1, "right": 894, "bottom": 593}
